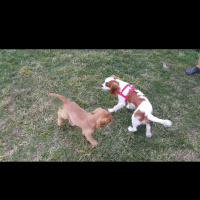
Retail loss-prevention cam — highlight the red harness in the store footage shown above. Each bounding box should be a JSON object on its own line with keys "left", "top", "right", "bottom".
{"left": 119, "top": 84, "right": 135, "bottom": 101}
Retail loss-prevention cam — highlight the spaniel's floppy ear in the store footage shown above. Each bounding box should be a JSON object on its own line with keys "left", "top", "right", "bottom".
{"left": 110, "top": 81, "right": 120, "bottom": 96}
{"left": 96, "top": 118, "right": 108, "bottom": 128}
{"left": 96, "top": 115, "right": 113, "bottom": 128}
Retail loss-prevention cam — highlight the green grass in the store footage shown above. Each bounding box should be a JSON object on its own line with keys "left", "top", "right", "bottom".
{"left": 0, "top": 49, "right": 200, "bottom": 161}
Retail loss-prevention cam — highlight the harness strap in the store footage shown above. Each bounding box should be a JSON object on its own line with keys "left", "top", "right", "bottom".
{"left": 119, "top": 84, "right": 135, "bottom": 101}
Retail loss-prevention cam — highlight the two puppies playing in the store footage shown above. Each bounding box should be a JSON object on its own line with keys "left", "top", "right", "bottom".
{"left": 50, "top": 75, "right": 172, "bottom": 146}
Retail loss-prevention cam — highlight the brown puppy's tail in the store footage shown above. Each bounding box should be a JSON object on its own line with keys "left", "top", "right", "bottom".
{"left": 49, "top": 93, "right": 69, "bottom": 103}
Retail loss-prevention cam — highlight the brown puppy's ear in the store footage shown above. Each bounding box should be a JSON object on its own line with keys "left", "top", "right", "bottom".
{"left": 96, "top": 114, "right": 113, "bottom": 128}
{"left": 96, "top": 118, "right": 107, "bottom": 128}
{"left": 92, "top": 108, "right": 102, "bottom": 114}
{"left": 110, "top": 81, "right": 120, "bottom": 96}
{"left": 108, "top": 114, "right": 113, "bottom": 123}
{"left": 110, "top": 75, "right": 120, "bottom": 80}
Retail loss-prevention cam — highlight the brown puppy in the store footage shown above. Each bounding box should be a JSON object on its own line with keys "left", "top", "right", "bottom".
{"left": 49, "top": 93, "right": 113, "bottom": 146}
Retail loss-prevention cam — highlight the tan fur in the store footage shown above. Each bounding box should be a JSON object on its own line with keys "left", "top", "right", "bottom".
{"left": 49, "top": 93, "right": 113, "bottom": 146}
{"left": 134, "top": 109, "right": 150, "bottom": 123}
{"left": 127, "top": 91, "right": 145, "bottom": 110}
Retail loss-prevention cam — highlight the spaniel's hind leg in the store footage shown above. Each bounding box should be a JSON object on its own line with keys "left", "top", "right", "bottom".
{"left": 146, "top": 121, "right": 152, "bottom": 138}
{"left": 128, "top": 114, "right": 142, "bottom": 132}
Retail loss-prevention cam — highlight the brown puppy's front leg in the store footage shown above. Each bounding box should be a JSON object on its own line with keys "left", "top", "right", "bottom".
{"left": 82, "top": 129, "right": 97, "bottom": 146}
{"left": 69, "top": 117, "right": 75, "bottom": 126}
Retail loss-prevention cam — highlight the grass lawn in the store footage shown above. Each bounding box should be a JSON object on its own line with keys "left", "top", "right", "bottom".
{"left": 0, "top": 49, "right": 199, "bottom": 161}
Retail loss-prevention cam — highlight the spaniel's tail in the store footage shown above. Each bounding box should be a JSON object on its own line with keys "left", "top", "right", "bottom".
{"left": 147, "top": 113, "right": 172, "bottom": 127}
{"left": 49, "top": 93, "right": 69, "bottom": 103}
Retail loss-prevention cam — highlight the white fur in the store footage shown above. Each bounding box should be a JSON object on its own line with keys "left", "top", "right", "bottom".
{"left": 126, "top": 103, "right": 135, "bottom": 110}
{"left": 102, "top": 77, "right": 130, "bottom": 113}
{"left": 146, "top": 123, "right": 152, "bottom": 137}
{"left": 102, "top": 76, "right": 172, "bottom": 137}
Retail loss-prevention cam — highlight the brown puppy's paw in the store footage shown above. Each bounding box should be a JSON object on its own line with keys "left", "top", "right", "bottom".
{"left": 91, "top": 140, "right": 98, "bottom": 146}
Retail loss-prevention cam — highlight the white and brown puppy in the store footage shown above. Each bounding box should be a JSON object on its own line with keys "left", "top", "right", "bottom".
{"left": 101, "top": 75, "right": 172, "bottom": 137}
